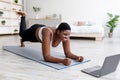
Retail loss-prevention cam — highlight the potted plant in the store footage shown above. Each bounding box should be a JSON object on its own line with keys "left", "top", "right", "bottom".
{"left": 14, "top": 0, "right": 18, "bottom": 3}
{"left": 106, "top": 13, "right": 120, "bottom": 38}
{"left": 14, "top": 29, "right": 18, "bottom": 33}
{"left": 1, "top": 20, "right": 6, "bottom": 25}
{"left": 0, "top": 11, "right": 4, "bottom": 16}
{"left": 33, "top": 6, "right": 41, "bottom": 19}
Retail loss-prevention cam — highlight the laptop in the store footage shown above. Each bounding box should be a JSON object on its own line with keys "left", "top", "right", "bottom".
{"left": 81, "top": 54, "right": 120, "bottom": 78}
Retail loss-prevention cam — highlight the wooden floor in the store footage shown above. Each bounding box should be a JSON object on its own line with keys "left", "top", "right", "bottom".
{"left": 0, "top": 35, "right": 120, "bottom": 80}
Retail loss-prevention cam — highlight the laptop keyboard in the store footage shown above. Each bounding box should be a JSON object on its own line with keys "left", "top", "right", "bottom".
{"left": 91, "top": 69, "right": 100, "bottom": 74}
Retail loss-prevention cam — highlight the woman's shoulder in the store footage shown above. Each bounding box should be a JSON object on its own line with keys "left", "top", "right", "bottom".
{"left": 42, "top": 26, "right": 55, "bottom": 34}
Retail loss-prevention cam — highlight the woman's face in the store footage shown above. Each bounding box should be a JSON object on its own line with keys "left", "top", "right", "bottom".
{"left": 58, "top": 30, "right": 71, "bottom": 42}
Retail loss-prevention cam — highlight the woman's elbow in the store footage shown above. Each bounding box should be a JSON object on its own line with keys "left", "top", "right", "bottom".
{"left": 44, "top": 56, "right": 51, "bottom": 62}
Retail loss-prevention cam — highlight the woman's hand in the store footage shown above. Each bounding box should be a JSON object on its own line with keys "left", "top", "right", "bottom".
{"left": 76, "top": 56, "right": 84, "bottom": 62}
{"left": 63, "top": 58, "right": 71, "bottom": 66}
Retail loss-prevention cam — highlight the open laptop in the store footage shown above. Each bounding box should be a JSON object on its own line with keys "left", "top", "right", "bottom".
{"left": 81, "top": 54, "right": 120, "bottom": 78}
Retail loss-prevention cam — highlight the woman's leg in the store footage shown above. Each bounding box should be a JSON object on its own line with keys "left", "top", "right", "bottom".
{"left": 16, "top": 11, "right": 26, "bottom": 47}
{"left": 19, "top": 16, "right": 26, "bottom": 47}
{"left": 19, "top": 16, "right": 26, "bottom": 37}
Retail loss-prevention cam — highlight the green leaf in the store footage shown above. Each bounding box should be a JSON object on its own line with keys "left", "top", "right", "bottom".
{"left": 107, "top": 13, "right": 113, "bottom": 18}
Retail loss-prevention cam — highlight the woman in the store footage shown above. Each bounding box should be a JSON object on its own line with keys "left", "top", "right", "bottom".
{"left": 17, "top": 12, "right": 84, "bottom": 66}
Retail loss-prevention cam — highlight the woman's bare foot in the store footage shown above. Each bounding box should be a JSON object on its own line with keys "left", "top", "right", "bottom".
{"left": 16, "top": 11, "right": 26, "bottom": 16}
{"left": 63, "top": 58, "right": 71, "bottom": 66}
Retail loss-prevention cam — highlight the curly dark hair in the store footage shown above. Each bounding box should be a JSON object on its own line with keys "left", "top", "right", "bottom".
{"left": 56, "top": 22, "right": 71, "bottom": 32}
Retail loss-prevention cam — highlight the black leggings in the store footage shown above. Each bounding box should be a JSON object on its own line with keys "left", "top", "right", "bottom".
{"left": 19, "top": 17, "right": 45, "bottom": 42}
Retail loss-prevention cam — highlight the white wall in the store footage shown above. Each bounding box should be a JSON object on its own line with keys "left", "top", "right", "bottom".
{"left": 25, "top": 0, "right": 120, "bottom": 37}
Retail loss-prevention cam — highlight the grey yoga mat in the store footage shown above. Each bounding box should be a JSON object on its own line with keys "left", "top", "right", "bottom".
{"left": 3, "top": 46, "right": 90, "bottom": 70}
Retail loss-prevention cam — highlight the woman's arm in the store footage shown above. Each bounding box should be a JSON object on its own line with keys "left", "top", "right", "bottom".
{"left": 42, "top": 28, "right": 71, "bottom": 65}
{"left": 62, "top": 37, "right": 84, "bottom": 62}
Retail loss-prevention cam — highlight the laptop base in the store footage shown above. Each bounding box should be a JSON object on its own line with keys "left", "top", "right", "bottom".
{"left": 81, "top": 65, "right": 101, "bottom": 78}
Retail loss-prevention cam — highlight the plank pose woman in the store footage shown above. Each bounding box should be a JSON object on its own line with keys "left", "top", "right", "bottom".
{"left": 17, "top": 12, "right": 84, "bottom": 66}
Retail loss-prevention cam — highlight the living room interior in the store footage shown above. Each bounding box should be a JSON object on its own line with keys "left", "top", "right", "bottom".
{"left": 0, "top": 0, "right": 120, "bottom": 80}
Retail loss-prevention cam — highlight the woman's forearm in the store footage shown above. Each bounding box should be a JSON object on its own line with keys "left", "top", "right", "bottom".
{"left": 44, "top": 55, "right": 71, "bottom": 66}
{"left": 44, "top": 55, "right": 63, "bottom": 63}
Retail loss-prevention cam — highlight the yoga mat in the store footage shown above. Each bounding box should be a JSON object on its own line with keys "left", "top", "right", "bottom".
{"left": 3, "top": 46, "right": 90, "bottom": 70}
